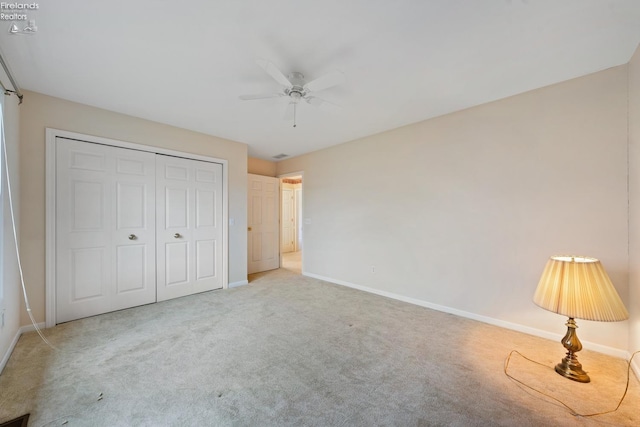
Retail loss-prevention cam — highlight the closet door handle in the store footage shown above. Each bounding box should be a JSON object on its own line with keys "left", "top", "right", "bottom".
{"left": 128, "top": 234, "right": 137, "bottom": 240}
{"left": 174, "top": 233, "right": 182, "bottom": 239}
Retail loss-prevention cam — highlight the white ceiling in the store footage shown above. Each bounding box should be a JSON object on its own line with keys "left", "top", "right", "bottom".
{"left": 1, "top": 0, "right": 639, "bottom": 160}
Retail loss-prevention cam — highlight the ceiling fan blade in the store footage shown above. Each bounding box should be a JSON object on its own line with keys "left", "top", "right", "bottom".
{"left": 303, "top": 71, "right": 345, "bottom": 93}
{"left": 239, "top": 93, "right": 282, "bottom": 100}
{"left": 305, "top": 96, "right": 340, "bottom": 109}
{"left": 256, "top": 59, "right": 293, "bottom": 88}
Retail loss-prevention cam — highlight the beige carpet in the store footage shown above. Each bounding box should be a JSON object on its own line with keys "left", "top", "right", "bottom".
{"left": 1, "top": 268, "right": 638, "bottom": 426}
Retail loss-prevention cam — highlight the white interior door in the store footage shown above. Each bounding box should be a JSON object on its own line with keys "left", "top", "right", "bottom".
{"left": 281, "top": 187, "right": 295, "bottom": 253}
{"left": 55, "top": 138, "right": 156, "bottom": 323}
{"left": 156, "top": 155, "right": 223, "bottom": 301}
{"left": 248, "top": 174, "right": 279, "bottom": 274}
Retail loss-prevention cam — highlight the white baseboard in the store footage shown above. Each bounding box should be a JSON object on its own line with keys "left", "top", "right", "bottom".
{"left": 228, "top": 280, "right": 249, "bottom": 289}
{"left": 303, "top": 272, "right": 629, "bottom": 359}
{"left": 0, "top": 327, "right": 21, "bottom": 374}
{"left": 20, "top": 322, "right": 46, "bottom": 334}
{"left": 0, "top": 322, "right": 46, "bottom": 374}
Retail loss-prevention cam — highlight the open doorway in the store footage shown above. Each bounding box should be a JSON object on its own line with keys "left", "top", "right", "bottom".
{"left": 280, "top": 173, "right": 302, "bottom": 274}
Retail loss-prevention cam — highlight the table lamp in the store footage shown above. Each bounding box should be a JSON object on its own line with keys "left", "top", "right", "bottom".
{"left": 533, "top": 255, "right": 628, "bottom": 383}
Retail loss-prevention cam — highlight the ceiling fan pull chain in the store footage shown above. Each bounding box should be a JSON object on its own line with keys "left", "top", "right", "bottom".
{"left": 293, "top": 103, "right": 297, "bottom": 128}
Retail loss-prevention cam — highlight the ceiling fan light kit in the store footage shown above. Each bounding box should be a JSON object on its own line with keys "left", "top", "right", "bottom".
{"left": 240, "top": 59, "right": 345, "bottom": 127}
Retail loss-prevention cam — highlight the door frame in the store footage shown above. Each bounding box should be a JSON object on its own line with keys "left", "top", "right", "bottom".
{"left": 45, "top": 128, "right": 229, "bottom": 327}
{"left": 278, "top": 171, "right": 304, "bottom": 270}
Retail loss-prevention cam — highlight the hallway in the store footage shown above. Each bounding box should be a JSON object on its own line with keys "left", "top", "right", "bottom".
{"left": 281, "top": 251, "right": 301, "bottom": 274}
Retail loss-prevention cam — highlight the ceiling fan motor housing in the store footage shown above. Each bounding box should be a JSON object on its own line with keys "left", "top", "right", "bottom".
{"left": 285, "top": 72, "right": 306, "bottom": 103}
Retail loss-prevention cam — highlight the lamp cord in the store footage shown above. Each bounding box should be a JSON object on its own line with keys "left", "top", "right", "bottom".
{"left": 504, "top": 349, "right": 639, "bottom": 418}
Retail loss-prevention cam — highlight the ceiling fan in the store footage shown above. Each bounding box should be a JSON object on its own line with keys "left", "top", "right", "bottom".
{"left": 240, "top": 59, "right": 345, "bottom": 127}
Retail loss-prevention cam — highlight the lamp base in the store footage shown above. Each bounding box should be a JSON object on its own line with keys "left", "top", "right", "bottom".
{"left": 555, "top": 317, "right": 590, "bottom": 383}
{"left": 555, "top": 359, "right": 590, "bottom": 383}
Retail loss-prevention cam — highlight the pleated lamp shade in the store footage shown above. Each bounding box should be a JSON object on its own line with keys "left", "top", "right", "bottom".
{"left": 533, "top": 256, "right": 628, "bottom": 322}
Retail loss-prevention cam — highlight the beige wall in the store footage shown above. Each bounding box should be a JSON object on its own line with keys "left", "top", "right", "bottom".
{"left": 19, "top": 91, "right": 248, "bottom": 325}
{"left": 248, "top": 157, "right": 277, "bottom": 177}
{"left": 278, "top": 66, "right": 630, "bottom": 352}
{"left": 629, "top": 44, "right": 640, "bottom": 368}
{"left": 0, "top": 93, "right": 21, "bottom": 369}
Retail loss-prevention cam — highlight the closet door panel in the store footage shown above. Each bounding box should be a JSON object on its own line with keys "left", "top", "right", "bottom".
{"left": 156, "top": 155, "right": 223, "bottom": 301}
{"left": 166, "top": 241, "right": 189, "bottom": 286}
{"left": 111, "top": 146, "right": 157, "bottom": 311}
{"left": 56, "top": 140, "right": 112, "bottom": 322}
{"left": 191, "top": 160, "right": 223, "bottom": 292}
{"left": 196, "top": 239, "right": 216, "bottom": 280}
{"left": 116, "top": 244, "right": 147, "bottom": 293}
{"left": 56, "top": 138, "right": 156, "bottom": 323}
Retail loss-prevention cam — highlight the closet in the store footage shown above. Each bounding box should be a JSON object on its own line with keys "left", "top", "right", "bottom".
{"left": 53, "top": 137, "right": 223, "bottom": 323}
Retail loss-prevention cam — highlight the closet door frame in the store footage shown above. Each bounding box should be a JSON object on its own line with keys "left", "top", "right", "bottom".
{"left": 45, "top": 128, "right": 229, "bottom": 328}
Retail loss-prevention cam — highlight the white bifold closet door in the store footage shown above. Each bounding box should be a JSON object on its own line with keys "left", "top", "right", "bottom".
{"left": 55, "top": 139, "right": 223, "bottom": 323}
{"left": 156, "top": 155, "right": 223, "bottom": 301}
{"left": 56, "top": 138, "right": 156, "bottom": 323}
